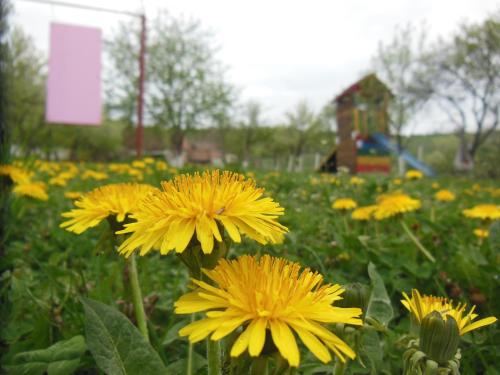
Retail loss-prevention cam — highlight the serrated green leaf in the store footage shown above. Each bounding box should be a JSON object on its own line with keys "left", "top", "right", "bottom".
{"left": 3, "top": 335, "right": 86, "bottom": 375}
{"left": 81, "top": 297, "right": 167, "bottom": 375}
{"left": 366, "top": 262, "right": 393, "bottom": 327}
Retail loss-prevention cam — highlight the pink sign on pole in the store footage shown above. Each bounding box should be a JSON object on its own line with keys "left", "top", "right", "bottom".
{"left": 46, "top": 23, "right": 102, "bottom": 125}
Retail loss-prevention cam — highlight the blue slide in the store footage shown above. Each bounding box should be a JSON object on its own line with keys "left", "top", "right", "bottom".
{"left": 371, "top": 133, "right": 436, "bottom": 176}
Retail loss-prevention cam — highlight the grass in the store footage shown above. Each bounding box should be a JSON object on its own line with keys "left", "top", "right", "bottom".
{"left": 1, "top": 161, "right": 499, "bottom": 374}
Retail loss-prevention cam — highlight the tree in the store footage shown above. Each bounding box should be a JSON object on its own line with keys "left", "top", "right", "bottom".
{"left": 239, "top": 101, "right": 263, "bottom": 167}
{"left": 419, "top": 13, "right": 500, "bottom": 161}
{"left": 104, "top": 20, "right": 141, "bottom": 127}
{"left": 107, "top": 12, "right": 235, "bottom": 160}
{"left": 372, "top": 23, "right": 430, "bottom": 149}
{"left": 0, "top": 0, "right": 10, "bottom": 163}
{"left": 285, "top": 100, "right": 322, "bottom": 170}
{"left": 5, "top": 26, "right": 48, "bottom": 157}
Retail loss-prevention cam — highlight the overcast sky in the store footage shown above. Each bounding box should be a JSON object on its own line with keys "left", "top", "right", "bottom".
{"left": 11, "top": 0, "right": 499, "bottom": 132}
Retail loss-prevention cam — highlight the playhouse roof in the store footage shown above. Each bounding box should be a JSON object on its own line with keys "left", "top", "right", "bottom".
{"left": 334, "top": 73, "right": 393, "bottom": 103}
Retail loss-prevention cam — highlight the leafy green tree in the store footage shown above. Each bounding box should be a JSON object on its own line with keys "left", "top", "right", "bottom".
{"left": 148, "top": 12, "right": 234, "bottom": 157}
{"left": 239, "top": 101, "right": 264, "bottom": 167}
{"left": 104, "top": 20, "right": 141, "bottom": 127}
{"left": 285, "top": 100, "right": 323, "bottom": 163}
{"left": 108, "top": 12, "right": 235, "bottom": 159}
{"left": 0, "top": 0, "right": 10, "bottom": 163}
{"left": 418, "top": 12, "right": 500, "bottom": 160}
{"left": 5, "top": 26, "right": 47, "bottom": 157}
{"left": 372, "top": 23, "right": 430, "bottom": 149}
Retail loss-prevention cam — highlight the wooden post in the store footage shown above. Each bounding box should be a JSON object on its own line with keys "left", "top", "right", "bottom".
{"left": 287, "top": 155, "right": 294, "bottom": 172}
{"left": 398, "top": 156, "right": 406, "bottom": 176}
{"left": 297, "top": 155, "right": 303, "bottom": 172}
{"left": 314, "top": 153, "right": 321, "bottom": 170}
{"left": 417, "top": 145, "right": 423, "bottom": 161}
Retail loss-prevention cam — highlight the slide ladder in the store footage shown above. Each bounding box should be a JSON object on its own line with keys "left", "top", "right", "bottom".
{"left": 371, "top": 133, "right": 436, "bottom": 176}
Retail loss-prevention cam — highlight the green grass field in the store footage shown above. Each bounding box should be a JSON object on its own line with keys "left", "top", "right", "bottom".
{"left": 1, "top": 160, "right": 499, "bottom": 374}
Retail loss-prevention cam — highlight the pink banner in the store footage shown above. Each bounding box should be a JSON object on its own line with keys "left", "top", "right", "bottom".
{"left": 46, "top": 23, "right": 102, "bottom": 125}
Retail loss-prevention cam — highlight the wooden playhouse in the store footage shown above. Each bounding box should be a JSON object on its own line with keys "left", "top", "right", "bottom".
{"left": 319, "top": 74, "right": 393, "bottom": 174}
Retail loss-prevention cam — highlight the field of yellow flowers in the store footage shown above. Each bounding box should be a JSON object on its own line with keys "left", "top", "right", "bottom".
{"left": 0, "top": 159, "right": 498, "bottom": 375}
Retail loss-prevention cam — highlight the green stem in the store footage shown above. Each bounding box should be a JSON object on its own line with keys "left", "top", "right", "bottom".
{"left": 343, "top": 215, "right": 349, "bottom": 232}
{"left": 128, "top": 254, "right": 149, "bottom": 341}
{"left": 250, "top": 356, "right": 269, "bottom": 375}
{"left": 186, "top": 314, "right": 194, "bottom": 375}
{"left": 207, "top": 339, "right": 221, "bottom": 375}
{"left": 430, "top": 206, "right": 435, "bottom": 223}
{"left": 333, "top": 359, "right": 347, "bottom": 375}
{"left": 401, "top": 220, "right": 435, "bottom": 263}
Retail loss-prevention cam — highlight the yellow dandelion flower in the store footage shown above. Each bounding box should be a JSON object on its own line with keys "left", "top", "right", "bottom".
{"left": 310, "top": 177, "right": 320, "bottom": 185}
{"left": 117, "top": 170, "right": 288, "bottom": 257}
{"left": 332, "top": 198, "right": 357, "bottom": 211}
{"left": 109, "top": 163, "right": 131, "bottom": 173}
{"left": 64, "top": 191, "right": 83, "bottom": 200}
{"left": 155, "top": 161, "right": 168, "bottom": 171}
{"left": 143, "top": 157, "right": 155, "bottom": 164}
{"left": 402, "top": 289, "right": 497, "bottom": 335}
{"left": 128, "top": 168, "right": 144, "bottom": 181}
{"left": 82, "top": 170, "right": 108, "bottom": 181}
{"left": 349, "top": 176, "right": 365, "bottom": 186}
{"left": 351, "top": 205, "right": 377, "bottom": 221}
{"left": 489, "top": 188, "right": 500, "bottom": 198}
{"left": 463, "top": 204, "right": 500, "bottom": 220}
{"left": 434, "top": 189, "right": 455, "bottom": 202}
{"left": 174, "top": 254, "right": 363, "bottom": 367}
{"left": 132, "top": 160, "right": 146, "bottom": 168}
{"left": 392, "top": 178, "right": 402, "bottom": 185}
{"left": 405, "top": 170, "right": 423, "bottom": 180}
{"left": 0, "top": 165, "right": 33, "bottom": 184}
{"left": 12, "top": 182, "right": 49, "bottom": 201}
{"left": 473, "top": 228, "right": 489, "bottom": 238}
{"left": 60, "top": 183, "right": 158, "bottom": 234}
{"left": 373, "top": 193, "right": 421, "bottom": 220}
{"left": 49, "top": 176, "right": 68, "bottom": 187}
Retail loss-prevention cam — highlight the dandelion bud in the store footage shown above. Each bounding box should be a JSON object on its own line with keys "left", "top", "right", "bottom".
{"left": 337, "top": 283, "right": 370, "bottom": 317}
{"left": 419, "top": 311, "right": 459, "bottom": 364}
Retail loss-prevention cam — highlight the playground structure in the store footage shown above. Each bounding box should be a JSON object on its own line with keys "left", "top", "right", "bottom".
{"left": 319, "top": 74, "right": 436, "bottom": 176}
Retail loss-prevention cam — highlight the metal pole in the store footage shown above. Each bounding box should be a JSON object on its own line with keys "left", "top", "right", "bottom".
{"left": 136, "top": 14, "right": 146, "bottom": 158}
{"left": 16, "top": 0, "right": 141, "bottom": 17}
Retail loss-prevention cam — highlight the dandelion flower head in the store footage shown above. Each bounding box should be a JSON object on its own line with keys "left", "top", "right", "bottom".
{"left": 13, "top": 182, "right": 49, "bottom": 201}
{"left": 473, "top": 228, "right": 489, "bottom": 238}
{"left": 405, "top": 170, "right": 423, "bottom": 180}
{"left": 434, "top": 189, "right": 455, "bottom": 202}
{"left": 0, "top": 165, "right": 33, "bottom": 184}
{"left": 60, "top": 183, "right": 158, "bottom": 234}
{"left": 463, "top": 204, "right": 500, "bottom": 221}
{"left": 332, "top": 198, "right": 357, "bottom": 211}
{"left": 401, "top": 289, "right": 497, "bottom": 335}
{"left": 373, "top": 192, "right": 421, "bottom": 220}
{"left": 351, "top": 205, "right": 377, "bottom": 221}
{"left": 349, "top": 176, "right": 365, "bottom": 186}
{"left": 117, "top": 170, "right": 288, "bottom": 257}
{"left": 174, "top": 254, "right": 363, "bottom": 367}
